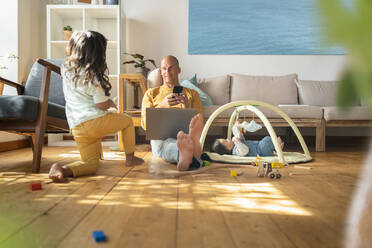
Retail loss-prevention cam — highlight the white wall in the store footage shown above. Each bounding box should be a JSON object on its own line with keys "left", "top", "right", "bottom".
{"left": 0, "top": 0, "right": 18, "bottom": 85}
{"left": 0, "top": 0, "right": 23, "bottom": 141}
{"left": 122, "top": 0, "right": 346, "bottom": 81}
{"left": 0, "top": 0, "right": 45, "bottom": 142}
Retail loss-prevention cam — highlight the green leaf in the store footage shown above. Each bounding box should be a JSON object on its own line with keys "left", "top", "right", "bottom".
{"left": 63, "top": 25, "right": 72, "bottom": 31}
{"left": 132, "top": 53, "right": 144, "bottom": 60}
{"left": 144, "top": 59, "right": 157, "bottom": 68}
{"left": 66, "top": 25, "right": 72, "bottom": 31}
{"left": 336, "top": 69, "right": 359, "bottom": 111}
{"left": 123, "top": 60, "right": 137, "bottom": 65}
{"left": 124, "top": 52, "right": 144, "bottom": 60}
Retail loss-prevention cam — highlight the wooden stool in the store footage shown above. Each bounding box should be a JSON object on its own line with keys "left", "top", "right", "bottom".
{"left": 118, "top": 74, "right": 147, "bottom": 151}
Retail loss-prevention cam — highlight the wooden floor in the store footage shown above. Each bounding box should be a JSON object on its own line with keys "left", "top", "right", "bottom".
{"left": 0, "top": 144, "right": 367, "bottom": 248}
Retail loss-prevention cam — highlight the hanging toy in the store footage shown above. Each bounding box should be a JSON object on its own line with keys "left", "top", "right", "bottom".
{"left": 231, "top": 111, "right": 249, "bottom": 156}
{"left": 241, "top": 111, "right": 262, "bottom": 133}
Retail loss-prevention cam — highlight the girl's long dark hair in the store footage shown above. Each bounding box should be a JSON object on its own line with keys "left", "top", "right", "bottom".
{"left": 64, "top": 30, "right": 111, "bottom": 96}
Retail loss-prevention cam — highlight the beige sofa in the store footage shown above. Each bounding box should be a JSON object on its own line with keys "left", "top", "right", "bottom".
{"left": 147, "top": 70, "right": 371, "bottom": 151}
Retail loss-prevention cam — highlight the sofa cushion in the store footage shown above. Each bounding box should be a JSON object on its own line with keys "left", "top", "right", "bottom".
{"left": 180, "top": 76, "right": 213, "bottom": 106}
{"left": 249, "top": 105, "right": 322, "bottom": 119}
{"left": 202, "top": 105, "right": 236, "bottom": 118}
{"left": 198, "top": 75, "right": 230, "bottom": 105}
{"left": 323, "top": 106, "right": 370, "bottom": 121}
{"left": 185, "top": 74, "right": 197, "bottom": 86}
{"left": 147, "top": 68, "right": 163, "bottom": 88}
{"left": 297, "top": 80, "right": 339, "bottom": 106}
{"left": 0, "top": 95, "right": 66, "bottom": 121}
{"left": 276, "top": 105, "right": 323, "bottom": 119}
{"left": 230, "top": 73, "right": 298, "bottom": 105}
{"left": 24, "top": 59, "right": 65, "bottom": 106}
{"left": 202, "top": 104, "right": 323, "bottom": 120}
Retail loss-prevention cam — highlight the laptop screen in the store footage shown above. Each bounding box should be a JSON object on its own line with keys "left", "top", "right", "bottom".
{"left": 146, "top": 108, "right": 198, "bottom": 140}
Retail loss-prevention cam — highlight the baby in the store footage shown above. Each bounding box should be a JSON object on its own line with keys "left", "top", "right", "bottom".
{"left": 211, "top": 135, "right": 284, "bottom": 157}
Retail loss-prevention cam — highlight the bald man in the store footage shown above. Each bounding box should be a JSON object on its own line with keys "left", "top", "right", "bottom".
{"left": 141, "top": 55, "right": 204, "bottom": 171}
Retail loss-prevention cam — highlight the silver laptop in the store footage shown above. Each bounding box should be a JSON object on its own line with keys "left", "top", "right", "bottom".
{"left": 146, "top": 108, "right": 198, "bottom": 140}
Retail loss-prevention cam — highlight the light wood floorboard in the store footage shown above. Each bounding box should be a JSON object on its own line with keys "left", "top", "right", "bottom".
{"left": 0, "top": 145, "right": 366, "bottom": 248}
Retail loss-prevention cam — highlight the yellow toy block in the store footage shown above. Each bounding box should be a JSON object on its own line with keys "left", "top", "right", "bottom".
{"left": 271, "top": 162, "right": 283, "bottom": 169}
{"left": 230, "top": 170, "right": 238, "bottom": 177}
{"left": 253, "top": 156, "right": 262, "bottom": 166}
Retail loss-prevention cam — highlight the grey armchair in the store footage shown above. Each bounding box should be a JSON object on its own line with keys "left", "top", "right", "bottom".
{"left": 0, "top": 59, "right": 69, "bottom": 172}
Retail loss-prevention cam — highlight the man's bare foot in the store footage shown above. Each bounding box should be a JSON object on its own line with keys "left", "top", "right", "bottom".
{"left": 49, "top": 163, "right": 72, "bottom": 183}
{"left": 125, "top": 153, "right": 144, "bottom": 167}
{"left": 176, "top": 131, "right": 194, "bottom": 171}
{"left": 189, "top": 113, "right": 204, "bottom": 158}
{"left": 278, "top": 137, "right": 285, "bottom": 150}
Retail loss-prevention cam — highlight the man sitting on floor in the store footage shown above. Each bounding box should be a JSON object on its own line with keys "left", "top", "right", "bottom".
{"left": 141, "top": 55, "right": 203, "bottom": 171}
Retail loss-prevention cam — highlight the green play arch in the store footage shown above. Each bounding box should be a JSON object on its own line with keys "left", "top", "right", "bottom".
{"left": 200, "top": 101, "right": 312, "bottom": 164}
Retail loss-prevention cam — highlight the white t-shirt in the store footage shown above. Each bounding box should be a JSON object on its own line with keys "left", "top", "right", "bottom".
{"left": 62, "top": 65, "right": 111, "bottom": 129}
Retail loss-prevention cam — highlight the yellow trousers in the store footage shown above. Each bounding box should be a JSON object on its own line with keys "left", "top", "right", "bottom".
{"left": 65, "top": 113, "right": 135, "bottom": 177}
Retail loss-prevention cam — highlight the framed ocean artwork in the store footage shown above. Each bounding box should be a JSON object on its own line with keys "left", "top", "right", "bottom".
{"left": 188, "top": 0, "right": 351, "bottom": 55}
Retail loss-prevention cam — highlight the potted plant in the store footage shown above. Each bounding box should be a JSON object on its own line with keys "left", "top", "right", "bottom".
{"left": 123, "top": 53, "right": 156, "bottom": 77}
{"left": 62, "top": 25, "right": 73, "bottom": 41}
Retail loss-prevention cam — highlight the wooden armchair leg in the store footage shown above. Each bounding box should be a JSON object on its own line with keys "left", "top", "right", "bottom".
{"left": 32, "top": 127, "right": 45, "bottom": 173}
{"left": 30, "top": 134, "right": 35, "bottom": 152}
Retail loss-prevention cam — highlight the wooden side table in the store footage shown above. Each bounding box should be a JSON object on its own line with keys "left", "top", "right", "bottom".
{"left": 118, "top": 73, "right": 147, "bottom": 151}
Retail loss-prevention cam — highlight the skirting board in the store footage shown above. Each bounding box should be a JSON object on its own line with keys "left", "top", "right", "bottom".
{"left": 0, "top": 139, "right": 30, "bottom": 152}
{"left": 48, "top": 134, "right": 118, "bottom": 147}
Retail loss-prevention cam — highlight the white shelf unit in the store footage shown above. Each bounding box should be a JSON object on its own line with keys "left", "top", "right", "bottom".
{"left": 47, "top": 5, "right": 120, "bottom": 98}
{"left": 46, "top": 5, "right": 120, "bottom": 146}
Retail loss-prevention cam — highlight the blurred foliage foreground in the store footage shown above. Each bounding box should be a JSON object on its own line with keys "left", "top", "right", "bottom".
{"left": 317, "top": 0, "right": 372, "bottom": 112}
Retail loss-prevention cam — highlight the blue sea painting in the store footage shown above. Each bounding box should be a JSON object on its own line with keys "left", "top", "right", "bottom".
{"left": 188, "top": 0, "right": 348, "bottom": 55}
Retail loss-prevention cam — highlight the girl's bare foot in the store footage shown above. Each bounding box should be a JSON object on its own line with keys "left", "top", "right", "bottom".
{"left": 49, "top": 163, "right": 72, "bottom": 183}
{"left": 125, "top": 153, "right": 144, "bottom": 166}
{"left": 176, "top": 131, "right": 194, "bottom": 171}
{"left": 189, "top": 113, "right": 204, "bottom": 158}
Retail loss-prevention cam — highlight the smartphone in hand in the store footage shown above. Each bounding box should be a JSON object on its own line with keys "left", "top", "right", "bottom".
{"left": 173, "top": 85, "right": 183, "bottom": 95}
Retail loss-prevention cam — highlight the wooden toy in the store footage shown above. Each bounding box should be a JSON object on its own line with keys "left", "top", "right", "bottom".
{"left": 271, "top": 162, "right": 283, "bottom": 169}
{"left": 268, "top": 162, "right": 282, "bottom": 179}
{"left": 92, "top": 230, "right": 106, "bottom": 242}
{"left": 29, "top": 182, "right": 42, "bottom": 191}
{"left": 230, "top": 170, "right": 238, "bottom": 177}
{"left": 256, "top": 157, "right": 265, "bottom": 177}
